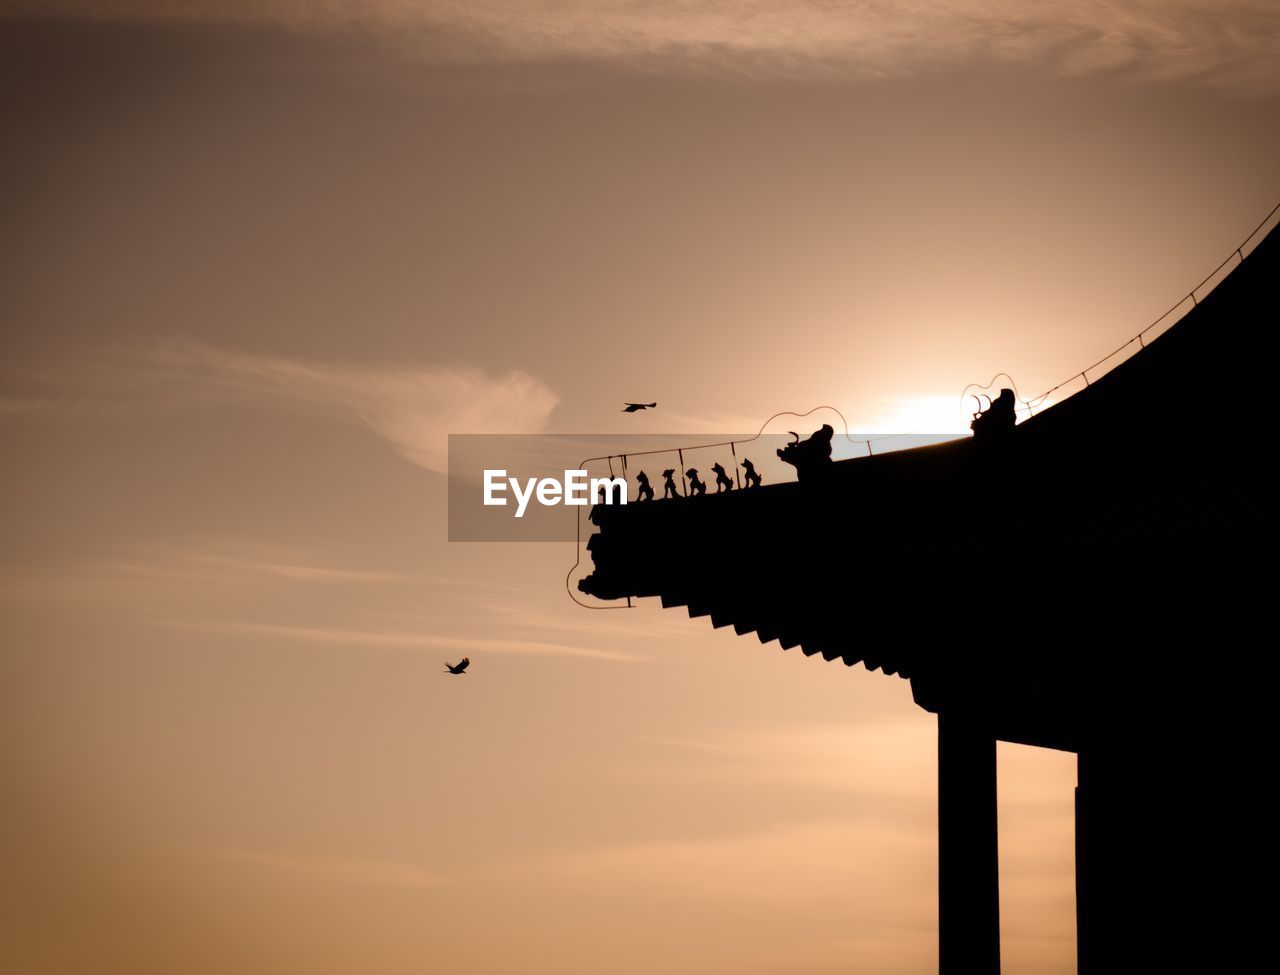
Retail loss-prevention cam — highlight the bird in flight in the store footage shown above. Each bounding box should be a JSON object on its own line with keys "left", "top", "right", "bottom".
{"left": 444, "top": 657, "right": 470, "bottom": 675}
{"left": 622, "top": 402, "right": 657, "bottom": 413}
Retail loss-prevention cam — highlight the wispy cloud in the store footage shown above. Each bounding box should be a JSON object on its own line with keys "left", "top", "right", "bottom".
{"left": 146, "top": 340, "right": 559, "bottom": 472}
{"left": 0, "top": 540, "right": 419, "bottom": 600}
{"left": 654, "top": 407, "right": 778, "bottom": 437}
{"left": 96, "top": 542, "right": 420, "bottom": 586}
{"left": 5, "top": 339, "right": 560, "bottom": 473}
{"left": 0, "top": 396, "right": 63, "bottom": 417}
{"left": 11, "top": 1, "right": 1280, "bottom": 91}
{"left": 468, "top": 814, "right": 939, "bottom": 964}
{"left": 621, "top": 719, "right": 936, "bottom": 797}
{"left": 150, "top": 616, "right": 638, "bottom": 661}
{"left": 0, "top": 537, "right": 641, "bottom": 662}
{"left": 182, "top": 554, "right": 413, "bottom": 585}
{"left": 200, "top": 846, "right": 444, "bottom": 889}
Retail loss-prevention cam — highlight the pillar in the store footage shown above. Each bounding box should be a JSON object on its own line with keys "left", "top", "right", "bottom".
{"left": 938, "top": 712, "right": 1000, "bottom": 975}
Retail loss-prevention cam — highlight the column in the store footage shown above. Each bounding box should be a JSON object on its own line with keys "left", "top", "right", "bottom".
{"left": 938, "top": 712, "right": 1000, "bottom": 975}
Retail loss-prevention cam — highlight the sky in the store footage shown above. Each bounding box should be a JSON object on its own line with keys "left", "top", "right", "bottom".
{"left": 1, "top": 3, "right": 1277, "bottom": 973}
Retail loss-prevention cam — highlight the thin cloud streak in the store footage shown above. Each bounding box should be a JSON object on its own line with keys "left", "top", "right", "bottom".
{"left": 0, "top": 396, "right": 63, "bottom": 417}
{"left": 0, "top": 543, "right": 421, "bottom": 601}
{"left": 200, "top": 847, "right": 445, "bottom": 889}
{"left": 0, "top": 539, "right": 649, "bottom": 663}
{"left": 621, "top": 719, "right": 936, "bottom": 797}
{"left": 150, "top": 616, "right": 639, "bottom": 661}
{"left": 468, "top": 816, "right": 938, "bottom": 956}
{"left": 96, "top": 545, "right": 421, "bottom": 587}
{"left": 9, "top": 1, "right": 1279, "bottom": 90}
{"left": 145, "top": 340, "right": 560, "bottom": 472}
{"left": 6, "top": 339, "right": 560, "bottom": 473}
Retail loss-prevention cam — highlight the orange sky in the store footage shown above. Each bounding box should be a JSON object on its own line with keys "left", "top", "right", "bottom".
{"left": 1, "top": 5, "right": 1277, "bottom": 974}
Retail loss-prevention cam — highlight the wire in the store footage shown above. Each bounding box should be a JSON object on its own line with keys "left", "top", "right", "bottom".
{"left": 960, "top": 372, "right": 1038, "bottom": 423}
{"left": 566, "top": 199, "right": 1280, "bottom": 610}
{"left": 565, "top": 404, "right": 933, "bottom": 610}
{"left": 1022, "top": 200, "right": 1279, "bottom": 409}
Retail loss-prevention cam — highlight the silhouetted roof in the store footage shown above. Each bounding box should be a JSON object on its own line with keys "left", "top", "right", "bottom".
{"left": 578, "top": 221, "right": 1279, "bottom": 727}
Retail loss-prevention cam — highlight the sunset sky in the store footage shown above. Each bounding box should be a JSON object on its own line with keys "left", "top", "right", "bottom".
{"left": 2, "top": 4, "right": 1277, "bottom": 973}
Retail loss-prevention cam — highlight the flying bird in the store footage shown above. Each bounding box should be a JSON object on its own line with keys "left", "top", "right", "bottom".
{"left": 444, "top": 657, "right": 470, "bottom": 675}
{"left": 622, "top": 402, "right": 657, "bottom": 413}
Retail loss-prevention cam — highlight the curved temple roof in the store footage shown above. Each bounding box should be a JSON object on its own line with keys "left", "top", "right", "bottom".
{"left": 578, "top": 220, "right": 1279, "bottom": 737}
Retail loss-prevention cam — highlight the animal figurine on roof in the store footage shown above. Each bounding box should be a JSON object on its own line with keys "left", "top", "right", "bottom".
{"left": 711, "top": 462, "right": 734, "bottom": 493}
{"left": 777, "top": 424, "right": 835, "bottom": 481}
{"left": 741, "top": 458, "right": 763, "bottom": 489}
{"left": 661, "top": 468, "right": 680, "bottom": 499}
{"left": 634, "top": 470, "right": 654, "bottom": 501}
{"left": 970, "top": 388, "right": 1017, "bottom": 441}
{"left": 686, "top": 468, "right": 707, "bottom": 496}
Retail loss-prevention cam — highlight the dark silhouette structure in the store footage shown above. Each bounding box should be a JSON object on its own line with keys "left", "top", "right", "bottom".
{"left": 777, "top": 423, "right": 834, "bottom": 479}
{"left": 686, "top": 468, "right": 707, "bottom": 496}
{"left": 444, "top": 658, "right": 470, "bottom": 675}
{"left": 661, "top": 468, "right": 680, "bottom": 499}
{"left": 622, "top": 401, "right": 658, "bottom": 412}
{"left": 580, "top": 222, "right": 1278, "bottom": 972}
{"left": 741, "top": 458, "right": 763, "bottom": 488}
{"left": 971, "top": 388, "right": 1017, "bottom": 440}
{"left": 635, "top": 471, "right": 655, "bottom": 501}
{"left": 711, "top": 462, "right": 734, "bottom": 492}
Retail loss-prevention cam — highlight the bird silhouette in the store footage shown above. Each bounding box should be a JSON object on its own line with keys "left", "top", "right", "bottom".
{"left": 622, "top": 402, "right": 657, "bottom": 413}
{"left": 444, "top": 657, "right": 470, "bottom": 675}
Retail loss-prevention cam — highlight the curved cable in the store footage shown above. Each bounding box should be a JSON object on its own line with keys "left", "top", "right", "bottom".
{"left": 960, "top": 372, "right": 1038, "bottom": 423}
{"left": 567, "top": 199, "right": 1280, "bottom": 609}
{"left": 1022, "top": 200, "right": 1279, "bottom": 409}
{"left": 565, "top": 404, "right": 933, "bottom": 609}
